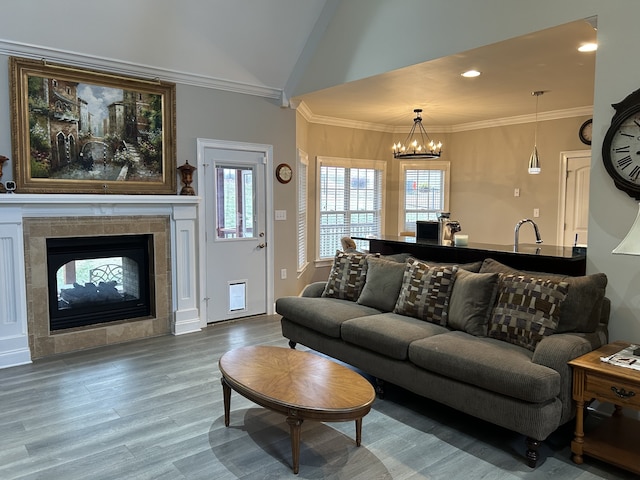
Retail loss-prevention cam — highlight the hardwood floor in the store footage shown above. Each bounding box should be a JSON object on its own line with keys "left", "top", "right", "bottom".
{"left": 0, "top": 315, "right": 635, "bottom": 480}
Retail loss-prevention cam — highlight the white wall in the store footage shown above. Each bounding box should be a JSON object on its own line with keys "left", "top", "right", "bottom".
{"left": 296, "top": 0, "right": 640, "bottom": 344}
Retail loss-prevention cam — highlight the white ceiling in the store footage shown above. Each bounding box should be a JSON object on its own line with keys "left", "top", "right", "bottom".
{"left": 293, "top": 18, "right": 597, "bottom": 131}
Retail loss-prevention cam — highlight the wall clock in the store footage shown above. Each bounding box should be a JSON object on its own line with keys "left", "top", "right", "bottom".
{"left": 579, "top": 118, "right": 592, "bottom": 145}
{"left": 602, "top": 88, "right": 640, "bottom": 200}
{"left": 275, "top": 163, "right": 293, "bottom": 184}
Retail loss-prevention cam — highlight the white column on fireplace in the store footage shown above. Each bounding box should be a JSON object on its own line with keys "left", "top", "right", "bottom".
{"left": 172, "top": 203, "right": 200, "bottom": 334}
{"left": 0, "top": 206, "right": 30, "bottom": 368}
{"left": 0, "top": 194, "right": 202, "bottom": 369}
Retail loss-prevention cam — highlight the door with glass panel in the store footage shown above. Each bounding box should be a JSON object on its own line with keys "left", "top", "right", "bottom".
{"left": 203, "top": 147, "right": 267, "bottom": 322}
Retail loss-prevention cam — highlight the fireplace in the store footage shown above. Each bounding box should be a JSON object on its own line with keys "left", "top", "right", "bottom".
{"left": 0, "top": 195, "right": 201, "bottom": 367}
{"left": 47, "top": 234, "right": 154, "bottom": 330}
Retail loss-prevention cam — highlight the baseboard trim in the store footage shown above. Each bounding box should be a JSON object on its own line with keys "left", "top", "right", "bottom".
{"left": 0, "top": 348, "right": 32, "bottom": 370}
{"left": 173, "top": 309, "right": 202, "bottom": 335}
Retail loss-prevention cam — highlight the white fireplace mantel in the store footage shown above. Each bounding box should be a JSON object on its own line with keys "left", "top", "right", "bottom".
{"left": 0, "top": 194, "right": 202, "bottom": 369}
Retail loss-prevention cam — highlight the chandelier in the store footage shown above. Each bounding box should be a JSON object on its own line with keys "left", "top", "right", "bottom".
{"left": 393, "top": 109, "right": 442, "bottom": 159}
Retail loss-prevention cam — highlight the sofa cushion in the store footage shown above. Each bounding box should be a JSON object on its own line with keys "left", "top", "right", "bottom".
{"left": 322, "top": 250, "right": 377, "bottom": 301}
{"left": 394, "top": 258, "right": 458, "bottom": 326}
{"left": 341, "top": 313, "right": 449, "bottom": 360}
{"left": 448, "top": 269, "right": 499, "bottom": 336}
{"left": 488, "top": 275, "right": 569, "bottom": 352}
{"left": 480, "top": 258, "right": 606, "bottom": 333}
{"left": 357, "top": 256, "right": 406, "bottom": 311}
{"left": 275, "top": 296, "right": 380, "bottom": 338}
{"left": 408, "top": 331, "right": 561, "bottom": 403}
{"left": 382, "top": 252, "right": 412, "bottom": 263}
{"left": 426, "top": 260, "right": 483, "bottom": 273}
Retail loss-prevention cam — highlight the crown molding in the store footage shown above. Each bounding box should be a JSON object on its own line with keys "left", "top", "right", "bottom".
{"left": 296, "top": 101, "right": 395, "bottom": 132}
{"left": 0, "top": 39, "right": 282, "bottom": 100}
{"left": 448, "top": 106, "right": 594, "bottom": 132}
{"left": 296, "top": 101, "right": 593, "bottom": 133}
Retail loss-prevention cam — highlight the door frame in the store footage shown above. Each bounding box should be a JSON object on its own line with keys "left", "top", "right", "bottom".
{"left": 556, "top": 149, "right": 591, "bottom": 246}
{"left": 196, "top": 138, "right": 275, "bottom": 326}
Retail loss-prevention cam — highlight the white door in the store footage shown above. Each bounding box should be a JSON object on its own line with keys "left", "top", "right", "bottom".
{"left": 560, "top": 151, "right": 591, "bottom": 247}
{"left": 199, "top": 141, "right": 272, "bottom": 323}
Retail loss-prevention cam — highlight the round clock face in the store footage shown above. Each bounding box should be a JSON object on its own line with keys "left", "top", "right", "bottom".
{"left": 603, "top": 108, "right": 640, "bottom": 200}
{"left": 579, "top": 118, "right": 592, "bottom": 145}
{"left": 276, "top": 163, "right": 292, "bottom": 184}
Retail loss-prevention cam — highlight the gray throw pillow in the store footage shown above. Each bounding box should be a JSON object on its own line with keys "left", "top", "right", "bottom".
{"left": 357, "top": 256, "right": 406, "bottom": 311}
{"left": 448, "top": 269, "right": 499, "bottom": 336}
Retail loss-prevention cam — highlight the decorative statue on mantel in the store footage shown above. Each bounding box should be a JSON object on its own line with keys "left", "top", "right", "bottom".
{"left": 177, "top": 160, "right": 197, "bottom": 195}
{"left": 0, "top": 155, "right": 9, "bottom": 193}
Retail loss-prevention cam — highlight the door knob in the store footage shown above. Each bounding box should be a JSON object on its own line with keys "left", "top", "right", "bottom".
{"left": 258, "top": 243, "right": 266, "bottom": 249}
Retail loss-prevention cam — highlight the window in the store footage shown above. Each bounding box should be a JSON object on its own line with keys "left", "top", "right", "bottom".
{"left": 215, "top": 166, "right": 255, "bottom": 239}
{"left": 400, "top": 161, "right": 450, "bottom": 233}
{"left": 317, "top": 156, "right": 385, "bottom": 259}
{"left": 297, "top": 149, "right": 308, "bottom": 273}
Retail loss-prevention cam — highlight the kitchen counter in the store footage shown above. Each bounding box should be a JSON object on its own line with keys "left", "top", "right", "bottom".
{"left": 352, "top": 235, "right": 586, "bottom": 276}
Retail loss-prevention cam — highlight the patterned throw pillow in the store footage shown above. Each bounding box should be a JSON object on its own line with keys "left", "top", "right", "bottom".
{"left": 393, "top": 258, "right": 458, "bottom": 326}
{"left": 322, "top": 250, "right": 373, "bottom": 301}
{"left": 488, "top": 274, "right": 569, "bottom": 352}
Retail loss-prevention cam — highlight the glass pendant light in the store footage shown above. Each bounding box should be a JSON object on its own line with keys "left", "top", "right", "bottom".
{"left": 528, "top": 91, "right": 544, "bottom": 175}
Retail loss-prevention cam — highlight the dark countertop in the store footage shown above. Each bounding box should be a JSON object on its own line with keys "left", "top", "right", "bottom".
{"left": 353, "top": 235, "right": 584, "bottom": 260}
{"left": 352, "top": 235, "right": 586, "bottom": 276}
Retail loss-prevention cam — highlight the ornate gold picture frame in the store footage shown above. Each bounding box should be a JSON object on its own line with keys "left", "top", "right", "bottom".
{"left": 9, "top": 56, "right": 177, "bottom": 194}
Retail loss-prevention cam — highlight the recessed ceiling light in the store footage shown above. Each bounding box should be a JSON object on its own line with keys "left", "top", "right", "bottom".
{"left": 578, "top": 43, "right": 598, "bottom": 52}
{"left": 461, "top": 70, "right": 481, "bottom": 78}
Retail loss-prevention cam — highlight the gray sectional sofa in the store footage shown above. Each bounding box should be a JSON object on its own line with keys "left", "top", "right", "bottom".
{"left": 275, "top": 253, "right": 609, "bottom": 468}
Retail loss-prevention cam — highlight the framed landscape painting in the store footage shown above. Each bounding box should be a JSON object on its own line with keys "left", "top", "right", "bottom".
{"left": 9, "top": 56, "right": 177, "bottom": 194}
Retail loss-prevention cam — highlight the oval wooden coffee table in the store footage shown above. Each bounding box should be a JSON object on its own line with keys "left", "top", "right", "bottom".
{"left": 219, "top": 345, "right": 375, "bottom": 474}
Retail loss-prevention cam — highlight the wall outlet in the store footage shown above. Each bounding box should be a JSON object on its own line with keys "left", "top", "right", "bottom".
{"left": 280, "top": 268, "right": 287, "bottom": 279}
{"left": 533, "top": 208, "right": 540, "bottom": 218}
{"left": 514, "top": 188, "right": 520, "bottom": 197}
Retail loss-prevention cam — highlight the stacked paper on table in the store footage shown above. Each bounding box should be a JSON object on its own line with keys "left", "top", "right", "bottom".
{"left": 600, "top": 344, "right": 640, "bottom": 371}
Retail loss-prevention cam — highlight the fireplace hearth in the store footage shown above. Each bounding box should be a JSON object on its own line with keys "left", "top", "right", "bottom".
{"left": 47, "top": 234, "right": 154, "bottom": 330}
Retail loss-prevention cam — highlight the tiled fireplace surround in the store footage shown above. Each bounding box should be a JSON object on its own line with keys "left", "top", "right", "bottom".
{"left": 0, "top": 195, "right": 201, "bottom": 369}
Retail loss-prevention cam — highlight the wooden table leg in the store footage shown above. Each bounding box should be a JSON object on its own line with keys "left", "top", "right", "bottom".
{"left": 355, "top": 417, "right": 362, "bottom": 446}
{"left": 286, "top": 415, "right": 304, "bottom": 474}
{"left": 221, "top": 377, "right": 231, "bottom": 427}
{"left": 571, "top": 399, "right": 585, "bottom": 464}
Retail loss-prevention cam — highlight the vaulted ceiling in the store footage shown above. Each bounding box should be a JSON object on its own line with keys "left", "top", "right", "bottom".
{"left": 1, "top": 1, "right": 596, "bottom": 130}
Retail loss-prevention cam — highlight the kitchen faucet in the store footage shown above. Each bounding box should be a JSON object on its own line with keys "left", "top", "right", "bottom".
{"left": 514, "top": 219, "right": 543, "bottom": 251}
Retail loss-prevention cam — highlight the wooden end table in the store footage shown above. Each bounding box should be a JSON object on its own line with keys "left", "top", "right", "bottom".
{"left": 569, "top": 341, "right": 640, "bottom": 475}
{"left": 219, "top": 345, "right": 376, "bottom": 474}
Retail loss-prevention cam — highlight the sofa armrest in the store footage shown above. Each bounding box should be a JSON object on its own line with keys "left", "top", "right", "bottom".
{"left": 532, "top": 330, "right": 606, "bottom": 424}
{"left": 301, "top": 282, "right": 327, "bottom": 298}
{"left": 533, "top": 329, "right": 607, "bottom": 370}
